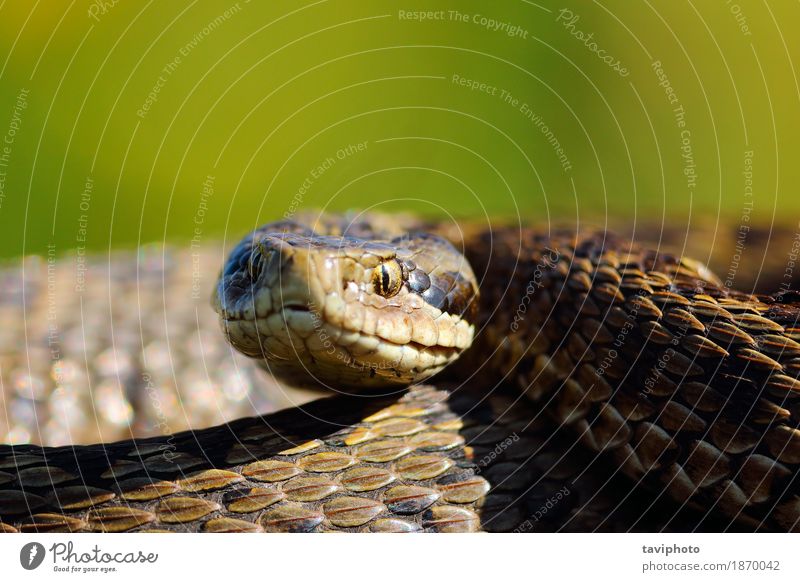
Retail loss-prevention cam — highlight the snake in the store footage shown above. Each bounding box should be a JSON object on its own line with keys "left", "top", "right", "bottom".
{"left": 1, "top": 212, "right": 799, "bottom": 533}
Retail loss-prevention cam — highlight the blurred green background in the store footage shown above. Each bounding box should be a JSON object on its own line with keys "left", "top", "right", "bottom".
{"left": 0, "top": 0, "right": 797, "bottom": 259}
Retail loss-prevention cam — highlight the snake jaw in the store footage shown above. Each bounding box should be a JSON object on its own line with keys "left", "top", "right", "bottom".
{"left": 214, "top": 219, "right": 478, "bottom": 389}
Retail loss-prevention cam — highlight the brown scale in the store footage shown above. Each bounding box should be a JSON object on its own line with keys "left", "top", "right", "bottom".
{"left": 459, "top": 228, "right": 800, "bottom": 532}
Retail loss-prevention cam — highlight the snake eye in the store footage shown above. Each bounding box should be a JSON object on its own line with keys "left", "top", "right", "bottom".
{"left": 373, "top": 261, "right": 403, "bottom": 298}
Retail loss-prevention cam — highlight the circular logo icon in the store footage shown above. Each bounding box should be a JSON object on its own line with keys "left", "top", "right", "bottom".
{"left": 20, "top": 542, "right": 46, "bottom": 570}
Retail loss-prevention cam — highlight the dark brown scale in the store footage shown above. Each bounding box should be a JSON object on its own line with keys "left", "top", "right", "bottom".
{"left": 421, "top": 284, "right": 447, "bottom": 310}
{"left": 407, "top": 268, "right": 430, "bottom": 293}
{"left": 0, "top": 385, "right": 718, "bottom": 533}
{"left": 458, "top": 227, "right": 800, "bottom": 532}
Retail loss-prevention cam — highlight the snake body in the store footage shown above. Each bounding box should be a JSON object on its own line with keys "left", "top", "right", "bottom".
{"left": 1, "top": 214, "right": 799, "bottom": 532}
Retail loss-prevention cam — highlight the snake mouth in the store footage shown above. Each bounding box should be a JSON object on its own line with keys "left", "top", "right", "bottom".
{"left": 220, "top": 297, "right": 472, "bottom": 389}
{"left": 218, "top": 279, "right": 474, "bottom": 389}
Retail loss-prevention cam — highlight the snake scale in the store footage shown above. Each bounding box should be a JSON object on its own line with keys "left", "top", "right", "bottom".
{"left": 1, "top": 213, "right": 799, "bottom": 533}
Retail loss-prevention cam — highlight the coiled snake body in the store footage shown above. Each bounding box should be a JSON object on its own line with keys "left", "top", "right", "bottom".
{"left": 1, "top": 214, "right": 799, "bottom": 532}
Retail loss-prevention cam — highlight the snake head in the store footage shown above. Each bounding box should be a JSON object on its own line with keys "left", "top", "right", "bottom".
{"left": 213, "top": 218, "right": 478, "bottom": 389}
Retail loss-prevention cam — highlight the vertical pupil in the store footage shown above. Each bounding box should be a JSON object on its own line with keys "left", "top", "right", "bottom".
{"left": 381, "top": 265, "right": 390, "bottom": 294}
